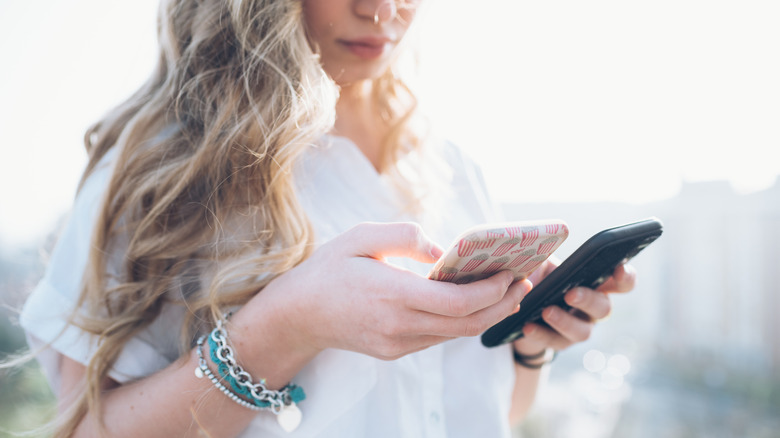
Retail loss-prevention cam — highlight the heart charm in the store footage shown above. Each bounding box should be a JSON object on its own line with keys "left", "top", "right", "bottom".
{"left": 277, "top": 404, "right": 302, "bottom": 433}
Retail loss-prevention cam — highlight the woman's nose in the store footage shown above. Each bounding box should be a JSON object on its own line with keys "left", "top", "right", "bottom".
{"left": 354, "top": 0, "right": 398, "bottom": 25}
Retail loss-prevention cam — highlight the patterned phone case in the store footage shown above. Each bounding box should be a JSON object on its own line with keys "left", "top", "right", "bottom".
{"left": 428, "top": 220, "right": 569, "bottom": 284}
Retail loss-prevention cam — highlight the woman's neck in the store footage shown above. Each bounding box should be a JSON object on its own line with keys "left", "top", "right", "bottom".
{"left": 333, "top": 80, "right": 387, "bottom": 171}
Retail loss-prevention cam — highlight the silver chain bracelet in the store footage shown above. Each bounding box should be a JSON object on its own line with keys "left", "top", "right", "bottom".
{"left": 211, "top": 320, "right": 293, "bottom": 413}
{"left": 195, "top": 335, "right": 263, "bottom": 411}
{"left": 194, "top": 319, "right": 305, "bottom": 432}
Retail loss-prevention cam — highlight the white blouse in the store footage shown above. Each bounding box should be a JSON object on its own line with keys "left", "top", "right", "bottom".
{"left": 21, "top": 135, "right": 517, "bottom": 437}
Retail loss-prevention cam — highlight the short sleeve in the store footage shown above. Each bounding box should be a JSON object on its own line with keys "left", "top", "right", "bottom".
{"left": 19, "top": 150, "right": 173, "bottom": 393}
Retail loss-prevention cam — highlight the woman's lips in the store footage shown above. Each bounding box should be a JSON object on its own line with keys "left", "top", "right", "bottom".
{"left": 339, "top": 37, "right": 392, "bottom": 59}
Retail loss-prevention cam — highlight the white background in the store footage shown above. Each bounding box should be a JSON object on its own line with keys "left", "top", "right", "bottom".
{"left": 1, "top": 0, "right": 778, "bottom": 248}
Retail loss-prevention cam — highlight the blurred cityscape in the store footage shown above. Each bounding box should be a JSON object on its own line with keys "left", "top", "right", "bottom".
{"left": 1, "top": 178, "right": 779, "bottom": 437}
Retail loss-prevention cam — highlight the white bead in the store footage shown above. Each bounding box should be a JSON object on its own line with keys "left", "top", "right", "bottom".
{"left": 277, "top": 404, "right": 302, "bottom": 433}
{"left": 195, "top": 367, "right": 204, "bottom": 379}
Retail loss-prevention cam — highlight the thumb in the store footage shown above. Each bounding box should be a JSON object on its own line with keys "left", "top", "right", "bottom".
{"left": 341, "top": 222, "right": 444, "bottom": 264}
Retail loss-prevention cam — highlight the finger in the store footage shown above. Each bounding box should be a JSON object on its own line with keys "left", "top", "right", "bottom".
{"left": 514, "top": 322, "right": 569, "bottom": 353}
{"left": 408, "top": 271, "right": 521, "bottom": 317}
{"left": 339, "top": 222, "right": 444, "bottom": 263}
{"left": 540, "top": 306, "right": 594, "bottom": 345}
{"left": 414, "top": 277, "right": 530, "bottom": 337}
{"left": 563, "top": 287, "right": 612, "bottom": 321}
{"left": 411, "top": 270, "right": 517, "bottom": 317}
{"left": 597, "top": 263, "right": 636, "bottom": 293}
{"left": 527, "top": 258, "right": 559, "bottom": 285}
{"left": 371, "top": 334, "right": 455, "bottom": 361}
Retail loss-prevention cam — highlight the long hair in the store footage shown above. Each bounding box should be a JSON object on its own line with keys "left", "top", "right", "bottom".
{"left": 53, "top": 0, "right": 426, "bottom": 435}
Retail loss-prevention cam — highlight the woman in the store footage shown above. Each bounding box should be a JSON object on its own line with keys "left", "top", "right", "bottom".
{"left": 19, "top": 0, "right": 632, "bottom": 436}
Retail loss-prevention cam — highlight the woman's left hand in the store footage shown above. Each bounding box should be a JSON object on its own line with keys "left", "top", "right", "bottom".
{"left": 511, "top": 261, "right": 637, "bottom": 357}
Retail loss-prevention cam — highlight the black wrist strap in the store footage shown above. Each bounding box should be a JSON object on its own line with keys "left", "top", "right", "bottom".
{"left": 512, "top": 348, "right": 556, "bottom": 369}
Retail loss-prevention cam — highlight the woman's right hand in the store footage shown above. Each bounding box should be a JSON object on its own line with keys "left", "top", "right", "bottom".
{"left": 231, "top": 222, "right": 531, "bottom": 375}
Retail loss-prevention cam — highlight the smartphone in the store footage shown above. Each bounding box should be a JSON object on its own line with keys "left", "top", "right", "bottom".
{"left": 428, "top": 219, "right": 569, "bottom": 284}
{"left": 480, "top": 217, "right": 663, "bottom": 347}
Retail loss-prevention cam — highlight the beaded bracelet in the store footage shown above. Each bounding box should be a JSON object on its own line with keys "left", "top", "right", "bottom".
{"left": 194, "top": 320, "right": 305, "bottom": 432}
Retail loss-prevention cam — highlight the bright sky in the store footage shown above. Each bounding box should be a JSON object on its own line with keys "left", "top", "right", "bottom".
{"left": 1, "top": 0, "right": 778, "bottom": 248}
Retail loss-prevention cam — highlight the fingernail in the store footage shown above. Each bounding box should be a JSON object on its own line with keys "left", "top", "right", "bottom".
{"left": 523, "top": 279, "right": 533, "bottom": 295}
{"left": 568, "top": 289, "right": 583, "bottom": 304}
{"left": 430, "top": 244, "right": 444, "bottom": 260}
{"left": 544, "top": 307, "right": 558, "bottom": 322}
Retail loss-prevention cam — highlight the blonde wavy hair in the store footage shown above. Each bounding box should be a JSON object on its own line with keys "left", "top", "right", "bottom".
{"left": 49, "top": 0, "right": 427, "bottom": 435}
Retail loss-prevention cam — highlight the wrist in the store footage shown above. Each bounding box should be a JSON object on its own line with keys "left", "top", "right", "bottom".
{"left": 228, "top": 294, "right": 321, "bottom": 390}
{"left": 199, "top": 311, "right": 315, "bottom": 433}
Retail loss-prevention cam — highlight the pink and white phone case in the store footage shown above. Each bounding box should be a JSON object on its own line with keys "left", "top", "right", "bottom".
{"left": 428, "top": 220, "right": 569, "bottom": 284}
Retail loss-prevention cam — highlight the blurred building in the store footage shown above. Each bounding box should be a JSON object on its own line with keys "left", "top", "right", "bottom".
{"left": 504, "top": 176, "right": 780, "bottom": 377}
{"left": 661, "top": 178, "right": 779, "bottom": 376}
{"left": 505, "top": 178, "right": 780, "bottom": 438}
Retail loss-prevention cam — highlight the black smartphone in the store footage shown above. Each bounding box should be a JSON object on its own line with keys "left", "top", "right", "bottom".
{"left": 480, "top": 217, "right": 663, "bottom": 348}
